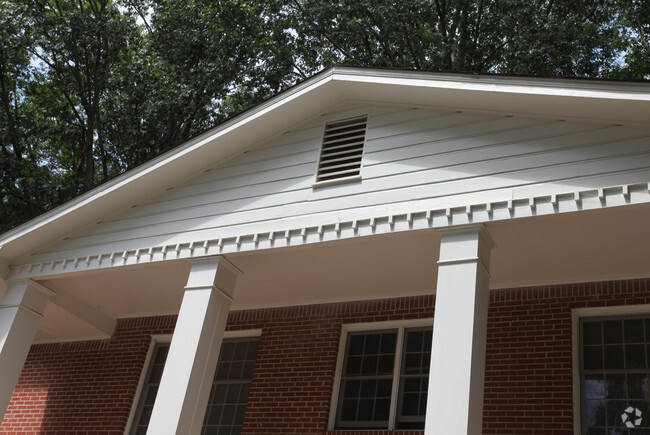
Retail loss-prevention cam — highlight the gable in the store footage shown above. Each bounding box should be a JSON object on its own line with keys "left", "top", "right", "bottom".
{"left": 17, "top": 100, "right": 650, "bottom": 271}
{"left": 1, "top": 67, "right": 648, "bottom": 282}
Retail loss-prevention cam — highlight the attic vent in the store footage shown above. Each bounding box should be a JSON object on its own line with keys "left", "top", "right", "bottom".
{"left": 316, "top": 116, "right": 367, "bottom": 183}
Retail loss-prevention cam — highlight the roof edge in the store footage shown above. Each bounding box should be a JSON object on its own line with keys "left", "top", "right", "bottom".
{"left": 330, "top": 66, "right": 650, "bottom": 99}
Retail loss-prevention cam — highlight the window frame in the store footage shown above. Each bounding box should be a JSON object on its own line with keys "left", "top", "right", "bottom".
{"left": 572, "top": 304, "right": 650, "bottom": 434}
{"left": 125, "top": 329, "right": 262, "bottom": 435}
{"left": 328, "top": 318, "right": 433, "bottom": 430}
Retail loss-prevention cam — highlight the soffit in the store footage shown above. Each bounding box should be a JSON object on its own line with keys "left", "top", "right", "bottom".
{"left": 33, "top": 203, "right": 650, "bottom": 342}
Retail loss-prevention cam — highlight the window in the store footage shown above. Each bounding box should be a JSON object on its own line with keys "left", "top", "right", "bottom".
{"left": 130, "top": 336, "right": 259, "bottom": 435}
{"left": 131, "top": 342, "right": 169, "bottom": 434}
{"left": 580, "top": 316, "right": 650, "bottom": 433}
{"left": 316, "top": 116, "right": 367, "bottom": 183}
{"left": 331, "top": 321, "right": 432, "bottom": 430}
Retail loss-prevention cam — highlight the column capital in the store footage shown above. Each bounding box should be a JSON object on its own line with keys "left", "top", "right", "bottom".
{"left": 1, "top": 279, "right": 54, "bottom": 316}
{"left": 436, "top": 223, "right": 497, "bottom": 249}
{"left": 185, "top": 256, "right": 242, "bottom": 299}
{"left": 188, "top": 255, "right": 243, "bottom": 276}
{"left": 437, "top": 224, "right": 495, "bottom": 273}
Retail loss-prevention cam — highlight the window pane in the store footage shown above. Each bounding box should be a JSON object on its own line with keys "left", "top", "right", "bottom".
{"left": 584, "top": 375, "right": 605, "bottom": 398}
{"left": 604, "top": 345, "right": 624, "bottom": 369}
{"left": 376, "top": 379, "right": 392, "bottom": 398}
{"left": 396, "top": 328, "right": 430, "bottom": 430}
{"left": 149, "top": 364, "right": 165, "bottom": 383}
{"left": 341, "top": 399, "right": 358, "bottom": 421}
{"left": 625, "top": 319, "right": 645, "bottom": 343}
{"left": 361, "top": 356, "right": 378, "bottom": 376}
{"left": 336, "top": 330, "right": 397, "bottom": 429}
{"left": 585, "top": 400, "right": 606, "bottom": 426}
{"left": 584, "top": 322, "right": 603, "bottom": 346}
{"left": 220, "top": 342, "right": 235, "bottom": 361}
{"left": 606, "top": 374, "right": 626, "bottom": 398}
{"left": 627, "top": 374, "right": 648, "bottom": 399}
{"left": 603, "top": 320, "right": 623, "bottom": 344}
{"left": 348, "top": 335, "right": 365, "bottom": 356}
{"left": 357, "top": 399, "right": 374, "bottom": 421}
{"left": 144, "top": 386, "right": 158, "bottom": 405}
{"left": 627, "top": 344, "right": 647, "bottom": 369}
{"left": 381, "top": 333, "right": 397, "bottom": 353}
{"left": 374, "top": 398, "right": 391, "bottom": 420}
{"left": 343, "top": 379, "right": 360, "bottom": 398}
{"left": 365, "top": 334, "right": 381, "bottom": 354}
{"left": 377, "top": 355, "right": 394, "bottom": 375}
{"left": 202, "top": 338, "right": 259, "bottom": 432}
{"left": 360, "top": 379, "right": 377, "bottom": 398}
{"left": 584, "top": 346, "right": 603, "bottom": 370}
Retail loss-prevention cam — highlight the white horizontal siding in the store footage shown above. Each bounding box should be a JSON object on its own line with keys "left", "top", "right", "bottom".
{"left": 34, "top": 104, "right": 650, "bottom": 258}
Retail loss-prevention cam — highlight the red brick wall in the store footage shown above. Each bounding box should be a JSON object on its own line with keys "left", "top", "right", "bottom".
{"left": 483, "top": 279, "right": 650, "bottom": 435}
{"left": 2, "top": 279, "right": 649, "bottom": 434}
{"left": 0, "top": 316, "right": 176, "bottom": 435}
{"left": 229, "top": 297, "right": 435, "bottom": 435}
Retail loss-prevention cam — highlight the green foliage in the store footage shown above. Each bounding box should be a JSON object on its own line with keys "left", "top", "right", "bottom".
{"left": 0, "top": 0, "right": 648, "bottom": 233}
{"left": 287, "top": 0, "right": 643, "bottom": 77}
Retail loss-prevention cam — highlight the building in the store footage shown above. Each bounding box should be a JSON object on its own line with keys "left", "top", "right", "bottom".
{"left": 0, "top": 67, "right": 649, "bottom": 434}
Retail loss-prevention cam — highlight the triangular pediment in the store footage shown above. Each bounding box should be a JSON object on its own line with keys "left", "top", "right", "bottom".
{"left": 1, "top": 67, "right": 649, "bottom": 279}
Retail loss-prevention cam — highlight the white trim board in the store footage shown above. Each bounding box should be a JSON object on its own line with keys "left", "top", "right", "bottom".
{"left": 8, "top": 181, "right": 650, "bottom": 281}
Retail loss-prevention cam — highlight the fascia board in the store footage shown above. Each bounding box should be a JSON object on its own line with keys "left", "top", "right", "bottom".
{"left": 332, "top": 67, "right": 650, "bottom": 100}
{"left": 331, "top": 67, "right": 650, "bottom": 123}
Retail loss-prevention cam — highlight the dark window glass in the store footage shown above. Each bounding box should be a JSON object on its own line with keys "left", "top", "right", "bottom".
{"left": 131, "top": 344, "right": 169, "bottom": 435}
{"left": 581, "top": 317, "right": 650, "bottom": 434}
{"left": 200, "top": 338, "right": 259, "bottom": 435}
{"left": 130, "top": 338, "right": 259, "bottom": 435}
{"left": 396, "top": 328, "right": 431, "bottom": 429}
{"left": 336, "top": 326, "right": 432, "bottom": 430}
{"left": 337, "top": 330, "right": 397, "bottom": 429}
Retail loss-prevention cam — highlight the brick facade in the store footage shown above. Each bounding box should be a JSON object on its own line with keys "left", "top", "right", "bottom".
{"left": 1, "top": 279, "right": 649, "bottom": 434}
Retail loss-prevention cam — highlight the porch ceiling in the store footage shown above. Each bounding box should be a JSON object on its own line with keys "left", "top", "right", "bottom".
{"left": 34, "top": 203, "right": 650, "bottom": 342}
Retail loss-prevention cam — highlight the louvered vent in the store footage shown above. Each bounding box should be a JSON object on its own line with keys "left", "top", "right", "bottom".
{"left": 316, "top": 116, "right": 367, "bottom": 183}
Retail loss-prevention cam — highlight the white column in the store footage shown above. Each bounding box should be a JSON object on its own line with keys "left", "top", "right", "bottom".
{"left": 147, "top": 257, "right": 241, "bottom": 435}
{"left": 425, "top": 225, "right": 494, "bottom": 435}
{"left": 0, "top": 280, "right": 53, "bottom": 421}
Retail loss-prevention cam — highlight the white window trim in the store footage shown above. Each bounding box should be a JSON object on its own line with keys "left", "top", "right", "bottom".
{"left": 328, "top": 318, "right": 433, "bottom": 431}
{"left": 571, "top": 304, "right": 650, "bottom": 435}
{"left": 124, "top": 329, "right": 262, "bottom": 435}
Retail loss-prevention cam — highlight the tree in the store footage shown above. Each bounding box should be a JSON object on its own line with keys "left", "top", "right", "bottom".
{"left": 614, "top": 0, "right": 650, "bottom": 78}
{"left": 23, "top": 0, "right": 139, "bottom": 190}
{"left": 1, "top": 0, "right": 648, "bottom": 234}
{"left": 287, "top": 0, "right": 645, "bottom": 78}
{"left": 0, "top": 1, "right": 51, "bottom": 230}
